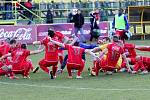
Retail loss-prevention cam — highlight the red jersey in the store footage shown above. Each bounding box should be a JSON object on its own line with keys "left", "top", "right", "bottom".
{"left": 11, "top": 48, "right": 30, "bottom": 65}
{"left": 0, "top": 42, "right": 11, "bottom": 56}
{"left": 140, "top": 56, "right": 150, "bottom": 65}
{"left": 10, "top": 42, "right": 21, "bottom": 52}
{"left": 124, "top": 43, "right": 136, "bottom": 58}
{"left": 65, "top": 44, "right": 85, "bottom": 65}
{"left": 106, "top": 43, "right": 124, "bottom": 67}
{"left": 53, "top": 31, "right": 65, "bottom": 43}
{"left": 41, "top": 37, "right": 59, "bottom": 61}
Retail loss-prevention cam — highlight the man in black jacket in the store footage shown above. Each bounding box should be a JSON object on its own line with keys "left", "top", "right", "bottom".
{"left": 73, "top": 9, "right": 86, "bottom": 43}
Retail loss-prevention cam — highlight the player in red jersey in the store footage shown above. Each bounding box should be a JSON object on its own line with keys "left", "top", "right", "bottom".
{"left": 50, "top": 37, "right": 97, "bottom": 79}
{"left": 0, "top": 43, "right": 15, "bottom": 79}
{"left": 33, "top": 29, "right": 69, "bottom": 74}
{"left": 92, "top": 35, "right": 130, "bottom": 76}
{"left": 131, "top": 56, "right": 150, "bottom": 74}
{"left": 0, "top": 43, "right": 43, "bottom": 78}
{"left": 0, "top": 39, "right": 19, "bottom": 79}
{"left": 120, "top": 43, "right": 137, "bottom": 72}
{"left": 33, "top": 35, "right": 60, "bottom": 79}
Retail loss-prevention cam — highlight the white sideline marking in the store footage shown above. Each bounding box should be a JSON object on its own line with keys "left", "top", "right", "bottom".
{"left": 0, "top": 82, "right": 150, "bottom": 91}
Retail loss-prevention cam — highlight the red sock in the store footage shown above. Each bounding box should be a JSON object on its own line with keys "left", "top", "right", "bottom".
{"left": 59, "top": 56, "right": 64, "bottom": 65}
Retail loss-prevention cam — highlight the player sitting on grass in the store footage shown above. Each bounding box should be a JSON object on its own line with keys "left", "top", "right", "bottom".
{"left": 0, "top": 43, "right": 43, "bottom": 79}
{"left": 0, "top": 38, "right": 19, "bottom": 79}
{"left": 91, "top": 35, "right": 130, "bottom": 76}
{"left": 32, "top": 28, "right": 69, "bottom": 74}
{"left": 50, "top": 37, "right": 98, "bottom": 79}
{"left": 58, "top": 35, "right": 98, "bottom": 74}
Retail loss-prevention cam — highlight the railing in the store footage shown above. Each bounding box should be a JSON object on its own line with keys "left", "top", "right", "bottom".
{"left": 0, "top": 0, "right": 150, "bottom": 24}
{"left": 0, "top": 1, "right": 45, "bottom": 25}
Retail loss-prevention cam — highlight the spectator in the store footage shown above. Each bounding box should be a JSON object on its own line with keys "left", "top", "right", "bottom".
{"left": 89, "top": 8, "right": 100, "bottom": 41}
{"left": 67, "top": 9, "right": 77, "bottom": 23}
{"left": 5, "top": 0, "right": 13, "bottom": 19}
{"left": 112, "top": 8, "right": 130, "bottom": 43}
{"left": 46, "top": 9, "right": 53, "bottom": 24}
{"left": 24, "top": 0, "right": 33, "bottom": 25}
{"left": 73, "top": 9, "right": 86, "bottom": 43}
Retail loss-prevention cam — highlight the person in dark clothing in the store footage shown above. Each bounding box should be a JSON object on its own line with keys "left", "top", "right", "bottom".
{"left": 24, "top": 0, "right": 33, "bottom": 25}
{"left": 46, "top": 9, "right": 53, "bottom": 23}
{"left": 73, "top": 9, "right": 86, "bottom": 43}
{"left": 67, "top": 11, "right": 74, "bottom": 23}
{"left": 90, "top": 9, "right": 100, "bottom": 41}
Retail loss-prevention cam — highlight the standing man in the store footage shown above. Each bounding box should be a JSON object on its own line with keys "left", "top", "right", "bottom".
{"left": 73, "top": 9, "right": 86, "bottom": 43}
{"left": 24, "top": 0, "right": 33, "bottom": 25}
{"left": 112, "top": 8, "right": 129, "bottom": 43}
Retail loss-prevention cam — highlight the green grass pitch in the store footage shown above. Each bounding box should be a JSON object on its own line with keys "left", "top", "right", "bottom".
{"left": 0, "top": 40, "right": 150, "bottom": 100}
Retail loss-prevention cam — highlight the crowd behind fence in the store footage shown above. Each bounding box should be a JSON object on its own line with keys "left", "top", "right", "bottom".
{"left": 0, "top": 0, "right": 150, "bottom": 24}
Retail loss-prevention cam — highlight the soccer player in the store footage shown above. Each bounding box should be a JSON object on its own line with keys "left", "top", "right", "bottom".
{"left": 0, "top": 39, "right": 17, "bottom": 79}
{"left": 50, "top": 37, "right": 98, "bottom": 79}
{"left": 33, "top": 29, "right": 69, "bottom": 73}
{"left": 0, "top": 43, "right": 43, "bottom": 78}
{"left": 120, "top": 43, "right": 137, "bottom": 72}
{"left": 131, "top": 56, "right": 149, "bottom": 74}
{"left": 92, "top": 35, "right": 130, "bottom": 76}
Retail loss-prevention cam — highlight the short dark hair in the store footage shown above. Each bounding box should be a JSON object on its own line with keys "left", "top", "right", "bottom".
{"left": 21, "top": 44, "right": 27, "bottom": 49}
{"left": 48, "top": 28, "right": 55, "bottom": 38}
{"left": 113, "top": 35, "right": 119, "bottom": 42}
{"left": 9, "top": 39, "right": 16, "bottom": 44}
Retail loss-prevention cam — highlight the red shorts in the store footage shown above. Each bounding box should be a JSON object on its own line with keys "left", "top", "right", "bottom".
{"left": 130, "top": 57, "right": 136, "bottom": 64}
{"left": 67, "top": 60, "right": 85, "bottom": 70}
{"left": 12, "top": 62, "right": 28, "bottom": 72}
{"left": 99, "top": 58, "right": 116, "bottom": 71}
{"left": 39, "top": 59, "right": 58, "bottom": 67}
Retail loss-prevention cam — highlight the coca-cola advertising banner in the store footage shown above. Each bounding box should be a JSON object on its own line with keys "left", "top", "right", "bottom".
{"left": 37, "top": 22, "right": 109, "bottom": 41}
{"left": 0, "top": 25, "right": 37, "bottom": 44}
{"left": 0, "top": 22, "right": 109, "bottom": 44}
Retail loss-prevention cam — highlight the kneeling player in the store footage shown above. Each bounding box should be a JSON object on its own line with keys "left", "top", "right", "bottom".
{"left": 0, "top": 44, "right": 43, "bottom": 78}
{"left": 50, "top": 38, "right": 97, "bottom": 79}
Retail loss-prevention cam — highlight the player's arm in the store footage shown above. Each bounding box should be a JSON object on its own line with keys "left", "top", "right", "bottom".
{"left": 30, "top": 48, "right": 44, "bottom": 55}
{"left": 98, "top": 48, "right": 108, "bottom": 59}
{"left": 33, "top": 41, "right": 41, "bottom": 45}
{"left": 50, "top": 39, "right": 65, "bottom": 48}
{"left": 63, "top": 36, "right": 70, "bottom": 44}
{"left": 122, "top": 53, "right": 130, "bottom": 70}
{"left": 91, "top": 47, "right": 102, "bottom": 53}
{"left": 85, "top": 49, "right": 97, "bottom": 57}
{"left": 0, "top": 53, "right": 11, "bottom": 61}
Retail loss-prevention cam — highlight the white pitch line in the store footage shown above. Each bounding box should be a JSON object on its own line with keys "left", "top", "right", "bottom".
{"left": 0, "top": 81, "right": 150, "bottom": 91}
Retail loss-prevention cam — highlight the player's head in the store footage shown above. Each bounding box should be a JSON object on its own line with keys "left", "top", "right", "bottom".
{"left": 48, "top": 28, "right": 55, "bottom": 38}
{"left": 21, "top": 43, "right": 27, "bottom": 49}
{"left": 102, "top": 37, "right": 111, "bottom": 44}
{"left": 113, "top": 35, "right": 119, "bottom": 42}
{"left": 9, "top": 39, "right": 17, "bottom": 48}
{"left": 77, "top": 9, "right": 81, "bottom": 14}
{"left": 118, "top": 8, "right": 124, "bottom": 15}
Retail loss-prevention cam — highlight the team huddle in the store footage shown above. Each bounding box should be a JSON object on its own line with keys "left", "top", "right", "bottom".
{"left": 0, "top": 28, "right": 150, "bottom": 79}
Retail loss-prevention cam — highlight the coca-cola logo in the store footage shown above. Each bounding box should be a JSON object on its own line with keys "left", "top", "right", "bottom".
{"left": 0, "top": 28, "right": 32, "bottom": 40}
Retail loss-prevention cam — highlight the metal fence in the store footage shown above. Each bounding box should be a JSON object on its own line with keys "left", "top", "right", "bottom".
{"left": 0, "top": 0, "right": 150, "bottom": 24}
